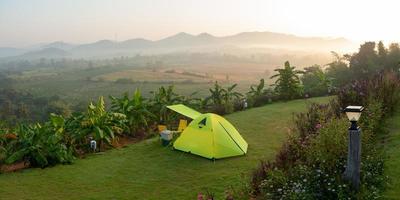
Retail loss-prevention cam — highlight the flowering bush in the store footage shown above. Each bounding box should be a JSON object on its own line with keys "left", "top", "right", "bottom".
{"left": 247, "top": 71, "right": 400, "bottom": 199}
{"left": 338, "top": 71, "right": 400, "bottom": 117}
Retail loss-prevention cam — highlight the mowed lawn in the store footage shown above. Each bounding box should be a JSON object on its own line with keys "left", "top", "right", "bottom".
{"left": 0, "top": 97, "right": 330, "bottom": 200}
{"left": 384, "top": 109, "right": 400, "bottom": 199}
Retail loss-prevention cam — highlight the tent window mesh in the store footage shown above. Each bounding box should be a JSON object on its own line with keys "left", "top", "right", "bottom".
{"left": 198, "top": 118, "right": 207, "bottom": 128}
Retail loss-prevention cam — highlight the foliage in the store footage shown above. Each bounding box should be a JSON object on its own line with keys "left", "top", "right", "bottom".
{"left": 326, "top": 42, "right": 400, "bottom": 85}
{"left": 222, "top": 83, "right": 243, "bottom": 113}
{"left": 79, "top": 96, "right": 127, "bottom": 148}
{"left": 249, "top": 71, "right": 400, "bottom": 199}
{"left": 271, "top": 61, "right": 304, "bottom": 100}
{"left": 0, "top": 96, "right": 332, "bottom": 199}
{"left": 149, "top": 85, "right": 182, "bottom": 124}
{"left": 206, "top": 81, "right": 225, "bottom": 106}
{"left": 337, "top": 71, "right": 400, "bottom": 116}
{"left": 4, "top": 117, "right": 75, "bottom": 168}
{"left": 110, "top": 89, "right": 155, "bottom": 135}
{"left": 205, "top": 82, "right": 243, "bottom": 114}
{"left": 325, "top": 51, "right": 353, "bottom": 88}
{"left": 247, "top": 79, "right": 275, "bottom": 107}
{"left": 302, "top": 65, "right": 333, "bottom": 97}
{"left": 0, "top": 89, "right": 72, "bottom": 125}
{"left": 349, "top": 42, "right": 380, "bottom": 79}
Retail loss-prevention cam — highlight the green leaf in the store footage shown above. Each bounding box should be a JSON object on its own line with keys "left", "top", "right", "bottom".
{"left": 94, "top": 126, "right": 104, "bottom": 139}
{"left": 5, "top": 149, "right": 28, "bottom": 164}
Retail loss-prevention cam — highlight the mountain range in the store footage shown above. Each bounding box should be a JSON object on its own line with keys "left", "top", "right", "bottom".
{"left": 0, "top": 31, "right": 356, "bottom": 59}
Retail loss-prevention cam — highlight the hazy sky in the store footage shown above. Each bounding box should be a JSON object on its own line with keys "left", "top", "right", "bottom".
{"left": 1, "top": 0, "right": 400, "bottom": 47}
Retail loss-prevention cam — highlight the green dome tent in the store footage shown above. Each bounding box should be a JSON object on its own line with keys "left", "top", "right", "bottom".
{"left": 167, "top": 104, "right": 248, "bottom": 159}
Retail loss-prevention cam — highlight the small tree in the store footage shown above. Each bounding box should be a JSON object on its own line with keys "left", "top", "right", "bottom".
{"left": 271, "top": 61, "right": 304, "bottom": 100}
{"left": 326, "top": 51, "right": 352, "bottom": 88}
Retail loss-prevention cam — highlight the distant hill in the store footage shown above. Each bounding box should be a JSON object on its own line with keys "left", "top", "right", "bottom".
{"left": 42, "top": 41, "right": 75, "bottom": 50}
{"left": 20, "top": 47, "right": 69, "bottom": 59}
{"left": 0, "top": 31, "right": 356, "bottom": 59}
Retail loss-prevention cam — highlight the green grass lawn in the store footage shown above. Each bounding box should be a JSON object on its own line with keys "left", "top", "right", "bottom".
{"left": 0, "top": 97, "right": 330, "bottom": 200}
{"left": 383, "top": 109, "right": 400, "bottom": 199}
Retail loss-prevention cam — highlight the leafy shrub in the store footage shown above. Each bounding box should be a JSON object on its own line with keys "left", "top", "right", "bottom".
{"left": 4, "top": 118, "right": 75, "bottom": 168}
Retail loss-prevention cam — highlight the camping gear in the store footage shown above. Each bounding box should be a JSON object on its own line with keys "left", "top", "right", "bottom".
{"left": 167, "top": 104, "right": 248, "bottom": 159}
{"left": 177, "top": 119, "right": 187, "bottom": 132}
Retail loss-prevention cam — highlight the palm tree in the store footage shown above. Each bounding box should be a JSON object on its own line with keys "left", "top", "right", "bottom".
{"left": 271, "top": 61, "right": 304, "bottom": 100}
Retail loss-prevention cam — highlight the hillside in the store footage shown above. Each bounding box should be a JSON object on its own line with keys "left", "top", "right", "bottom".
{"left": 0, "top": 31, "right": 355, "bottom": 59}
{"left": 0, "top": 97, "right": 331, "bottom": 200}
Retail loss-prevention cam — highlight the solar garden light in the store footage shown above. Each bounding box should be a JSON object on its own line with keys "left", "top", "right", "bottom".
{"left": 343, "top": 105, "right": 364, "bottom": 190}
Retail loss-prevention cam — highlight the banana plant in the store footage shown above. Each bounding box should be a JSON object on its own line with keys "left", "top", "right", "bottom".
{"left": 149, "top": 85, "right": 182, "bottom": 124}
{"left": 181, "top": 91, "right": 202, "bottom": 110}
{"left": 110, "top": 89, "right": 155, "bottom": 135}
{"left": 247, "top": 79, "right": 266, "bottom": 98}
{"left": 79, "top": 96, "right": 127, "bottom": 148}
{"left": 0, "top": 125, "right": 8, "bottom": 164}
{"left": 205, "top": 82, "right": 243, "bottom": 114}
{"left": 222, "top": 83, "right": 243, "bottom": 104}
{"left": 5, "top": 122, "right": 75, "bottom": 168}
{"left": 205, "top": 81, "right": 225, "bottom": 106}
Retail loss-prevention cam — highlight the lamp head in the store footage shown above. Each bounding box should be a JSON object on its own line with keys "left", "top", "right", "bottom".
{"left": 344, "top": 106, "right": 364, "bottom": 122}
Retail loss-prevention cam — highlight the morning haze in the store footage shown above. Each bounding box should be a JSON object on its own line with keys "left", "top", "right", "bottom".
{"left": 1, "top": 1, "right": 400, "bottom": 199}
{"left": 1, "top": 0, "right": 400, "bottom": 47}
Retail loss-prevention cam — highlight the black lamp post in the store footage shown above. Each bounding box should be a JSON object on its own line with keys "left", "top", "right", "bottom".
{"left": 343, "top": 105, "right": 364, "bottom": 190}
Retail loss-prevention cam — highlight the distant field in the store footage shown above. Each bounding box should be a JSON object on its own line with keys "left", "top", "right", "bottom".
{"left": 96, "top": 69, "right": 213, "bottom": 83}
{"left": 11, "top": 62, "right": 276, "bottom": 103}
{"left": 0, "top": 96, "right": 332, "bottom": 200}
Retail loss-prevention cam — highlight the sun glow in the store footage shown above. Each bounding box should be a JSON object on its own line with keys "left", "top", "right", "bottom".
{"left": 1, "top": 0, "right": 400, "bottom": 47}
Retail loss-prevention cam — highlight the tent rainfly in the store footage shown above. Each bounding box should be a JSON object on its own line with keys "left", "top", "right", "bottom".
{"left": 167, "top": 104, "right": 248, "bottom": 159}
